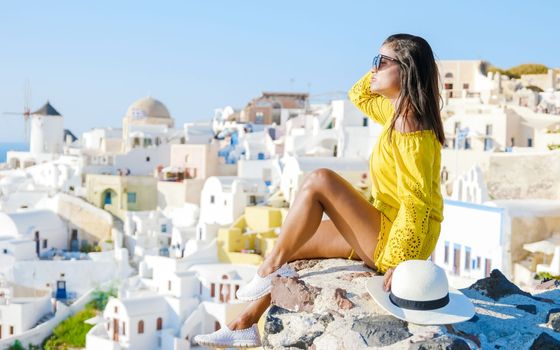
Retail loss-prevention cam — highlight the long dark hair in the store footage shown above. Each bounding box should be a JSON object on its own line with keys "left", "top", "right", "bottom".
{"left": 383, "top": 34, "right": 445, "bottom": 146}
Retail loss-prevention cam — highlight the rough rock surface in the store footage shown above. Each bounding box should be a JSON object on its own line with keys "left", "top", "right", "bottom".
{"left": 263, "top": 258, "right": 560, "bottom": 349}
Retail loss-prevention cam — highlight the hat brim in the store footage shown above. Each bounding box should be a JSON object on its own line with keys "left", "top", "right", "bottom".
{"left": 365, "top": 276, "right": 475, "bottom": 325}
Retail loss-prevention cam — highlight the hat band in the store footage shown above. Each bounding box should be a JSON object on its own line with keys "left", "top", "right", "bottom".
{"left": 389, "top": 292, "right": 450, "bottom": 311}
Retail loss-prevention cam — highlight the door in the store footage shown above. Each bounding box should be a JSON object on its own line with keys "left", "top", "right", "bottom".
{"left": 34, "top": 231, "right": 40, "bottom": 256}
{"left": 453, "top": 246, "right": 461, "bottom": 275}
{"left": 113, "top": 319, "right": 119, "bottom": 341}
{"left": 485, "top": 259, "right": 492, "bottom": 277}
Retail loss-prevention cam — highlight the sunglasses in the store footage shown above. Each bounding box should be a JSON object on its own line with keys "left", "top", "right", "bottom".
{"left": 372, "top": 54, "right": 400, "bottom": 70}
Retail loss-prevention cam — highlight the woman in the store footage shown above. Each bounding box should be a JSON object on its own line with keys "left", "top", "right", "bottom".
{"left": 195, "top": 33, "right": 445, "bottom": 348}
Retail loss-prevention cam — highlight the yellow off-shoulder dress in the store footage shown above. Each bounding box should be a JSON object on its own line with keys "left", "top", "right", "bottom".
{"left": 348, "top": 71, "right": 444, "bottom": 273}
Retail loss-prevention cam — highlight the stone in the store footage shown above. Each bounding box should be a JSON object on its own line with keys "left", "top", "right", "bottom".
{"left": 271, "top": 275, "right": 321, "bottom": 312}
{"left": 336, "top": 271, "right": 374, "bottom": 281}
{"left": 535, "top": 279, "right": 560, "bottom": 291}
{"left": 408, "top": 335, "right": 471, "bottom": 350}
{"left": 467, "top": 269, "right": 532, "bottom": 301}
{"left": 516, "top": 304, "right": 537, "bottom": 314}
{"left": 263, "top": 258, "right": 560, "bottom": 350}
{"left": 290, "top": 259, "right": 321, "bottom": 271}
{"left": 530, "top": 332, "right": 560, "bottom": 350}
{"left": 546, "top": 308, "right": 560, "bottom": 332}
{"left": 284, "top": 331, "right": 323, "bottom": 349}
{"left": 265, "top": 307, "right": 284, "bottom": 335}
{"left": 334, "top": 288, "right": 354, "bottom": 310}
{"left": 351, "top": 315, "right": 412, "bottom": 347}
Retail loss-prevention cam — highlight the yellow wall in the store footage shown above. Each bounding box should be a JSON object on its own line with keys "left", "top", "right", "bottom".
{"left": 85, "top": 174, "right": 157, "bottom": 220}
{"left": 216, "top": 206, "right": 282, "bottom": 265}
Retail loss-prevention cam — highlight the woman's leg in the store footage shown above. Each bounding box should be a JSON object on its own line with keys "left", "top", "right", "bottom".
{"left": 258, "top": 168, "right": 381, "bottom": 277}
{"left": 228, "top": 216, "right": 373, "bottom": 330}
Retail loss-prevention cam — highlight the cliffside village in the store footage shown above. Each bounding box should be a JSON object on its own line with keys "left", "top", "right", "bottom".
{"left": 1, "top": 61, "right": 560, "bottom": 349}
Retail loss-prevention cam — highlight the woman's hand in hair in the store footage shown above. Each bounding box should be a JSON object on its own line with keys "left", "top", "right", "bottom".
{"left": 383, "top": 267, "right": 394, "bottom": 292}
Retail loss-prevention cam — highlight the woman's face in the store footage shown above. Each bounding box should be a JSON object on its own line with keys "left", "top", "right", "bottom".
{"left": 370, "top": 44, "right": 401, "bottom": 99}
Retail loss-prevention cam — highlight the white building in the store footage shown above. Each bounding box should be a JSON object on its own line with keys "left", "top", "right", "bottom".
{"left": 433, "top": 197, "right": 560, "bottom": 289}
{"left": 6, "top": 102, "right": 66, "bottom": 170}
{"left": 0, "top": 279, "right": 53, "bottom": 340}
{"left": 0, "top": 209, "right": 68, "bottom": 258}
{"left": 280, "top": 156, "right": 370, "bottom": 206}
{"left": 331, "top": 99, "right": 383, "bottom": 160}
{"left": 184, "top": 122, "right": 214, "bottom": 145}
{"left": 198, "top": 177, "right": 268, "bottom": 228}
{"left": 81, "top": 128, "right": 123, "bottom": 154}
{"left": 86, "top": 249, "right": 255, "bottom": 350}
{"left": 123, "top": 211, "right": 173, "bottom": 260}
{"left": 122, "top": 97, "right": 175, "bottom": 153}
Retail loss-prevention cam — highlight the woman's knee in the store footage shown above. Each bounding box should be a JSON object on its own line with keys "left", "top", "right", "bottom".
{"left": 302, "top": 168, "right": 337, "bottom": 191}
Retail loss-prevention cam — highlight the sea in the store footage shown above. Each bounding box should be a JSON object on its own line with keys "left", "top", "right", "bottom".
{"left": 0, "top": 142, "right": 28, "bottom": 163}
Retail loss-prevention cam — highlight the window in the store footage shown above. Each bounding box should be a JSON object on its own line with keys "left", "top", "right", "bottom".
{"left": 10, "top": 326, "right": 14, "bottom": 335}
{"left": 161, "top": 224, "right": 167, "bottom": 233}
{"left": 156, "top": 317, "right": 163, "bottom": 330}
{"left": 184, "top": 154, "right": 190, "bottom": 162}
{"left": 114, "top": 306, "right": 118, "bottom": 313}
{"left": 197, "top": 228, "right": 203, "bottom": 240}
{"left": 127, "top": 192, "right": 137, "bottom": 203}
{"left": 122, "top": 321, "right": 126, "bottom": 335}
{"left": 168, "top": 280, "right": 172, "bottom": 291}
{"left": 454, "top": 122, "right": 461, "bottom": 133}
{"left": 363, "top": 117, "right": 368, "bottom": 127}
{"left": 528, "top": 138, "right": 533, "bottom": 147}
{"left": 477, "top": 257, "right": 481, "bottom": 269}
{"left": 43, "top": 239, "right": 48, "bottom": 249}
{"left": 146, "top": 156, "right": 151, "bottom": 162}
{"left": 138, "top": 320, "right": 144, "bottom": 334}
{"left": 465, "top": 247, "right": 471, "bottom": 271}
{"left": 463, "top": 83, "right": 469, "bottom": 90}
{"left": 444, "top": 241, "right": 449, "bottom": 264}
{"left": 484, "top": 138, "right": 493, "bottom": 151}
{"left": 485, "top": 124, "right": 493, "bottom": 136}
{"left": 210, "top": 195, "right": 215, "bottom": 204}
{"left": 255, "top": 112, "right": 264, "bottom": 124}
{"left": 210, "top": 283, "right": 215, "bottom": 297}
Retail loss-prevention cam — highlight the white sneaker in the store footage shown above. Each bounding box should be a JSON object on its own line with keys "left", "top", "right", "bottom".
{"left": 236, "top": 263, "right": 297, "bottom": 302}
{"left": 194, "top": 324, "right": 261, "bottom": 348}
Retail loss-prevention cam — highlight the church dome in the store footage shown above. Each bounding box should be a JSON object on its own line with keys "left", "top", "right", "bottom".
{"left": 125, "top": 97, "right": 171, "bottom": 120}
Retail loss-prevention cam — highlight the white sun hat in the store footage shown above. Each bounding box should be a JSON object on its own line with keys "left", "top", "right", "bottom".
{"left": 365, "top": 260, "right": 475, "bottom": 325}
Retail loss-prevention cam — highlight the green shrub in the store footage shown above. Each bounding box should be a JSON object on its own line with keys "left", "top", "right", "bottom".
{"left": 509, "top": 63, "right": 549, "bottom": 76}
{"left": 535, "top": 271, "right": 560, "bottom": 281}
{"left": 8, "top": 340, "right": 24, "bottom": 350}
{"left": 90, "top": 286, "right": 117, "bottom": 311}
{"left": 43, "top": 306, "right": 96, "bottom": 350}
{"left": 487, "top": 63, "right": 549, "bottom": 79}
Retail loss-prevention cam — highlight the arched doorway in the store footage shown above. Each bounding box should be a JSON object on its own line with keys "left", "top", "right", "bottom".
{"left": 101, "top": 189, "right": 118, "bottom": 209}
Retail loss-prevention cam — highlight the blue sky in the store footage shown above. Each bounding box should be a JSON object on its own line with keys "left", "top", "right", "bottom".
{"left": 0, "top": 1, "right": 557, "bottom": 142}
